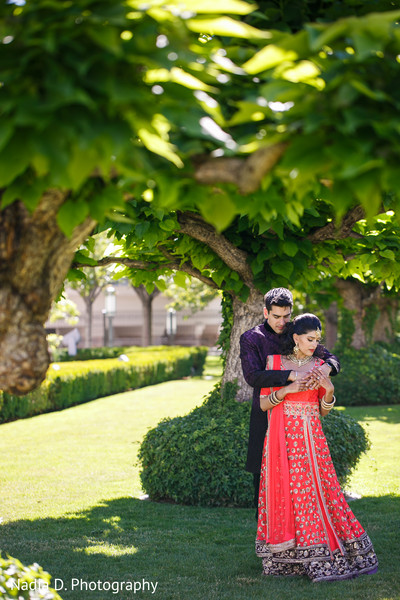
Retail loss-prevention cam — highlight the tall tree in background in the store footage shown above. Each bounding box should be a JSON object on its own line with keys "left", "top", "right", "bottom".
{"left": 163, "top": 277, "right": 220, "bottom": 315}
{"left": 291, "top": 277, "right": 398, "bottom": 351}
{"left": 70, "top": 234, "right": 117, "bottom": 347}
{"left": 335, "top": 279, "right": 398, "bottom": 348}
{"left": 131, "top": 284, "right": 161, "bottom": 346}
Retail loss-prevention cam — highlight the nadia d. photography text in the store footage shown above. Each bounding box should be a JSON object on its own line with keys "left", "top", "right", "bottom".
{"left": 12, "top": 577, "right": 159, "bottom": 594}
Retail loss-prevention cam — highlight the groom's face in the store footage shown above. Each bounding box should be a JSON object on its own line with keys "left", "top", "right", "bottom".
{"left": 264, "top": 304, "right": 291, "bottom": 334}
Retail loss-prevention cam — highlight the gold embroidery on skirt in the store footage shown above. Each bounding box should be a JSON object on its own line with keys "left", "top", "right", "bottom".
{"left": 283, "top": 402, "right": 320, "bottom": 418}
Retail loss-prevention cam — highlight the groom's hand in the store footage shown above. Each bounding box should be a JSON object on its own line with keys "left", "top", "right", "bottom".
{"left": 303, "top": 363, "right": 332, "bottom": 389}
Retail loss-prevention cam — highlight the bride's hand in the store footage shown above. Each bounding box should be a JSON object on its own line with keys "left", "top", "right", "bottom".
{"left": 284, "top": 373, "right": 310, "bottom": 394}
{"left": 318, "top": 371, "right": 334, "bottom": 393}
{"left": 301, "top": 365, "right": 330, "bottom": 390}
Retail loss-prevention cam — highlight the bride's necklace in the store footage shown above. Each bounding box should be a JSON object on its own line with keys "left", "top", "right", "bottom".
{"left": 286, "top": 354, "right": 314, "bottom": 366}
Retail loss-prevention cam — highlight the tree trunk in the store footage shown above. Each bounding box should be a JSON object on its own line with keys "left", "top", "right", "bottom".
{"left": 335, "top": 279, "right": 397, "bottom": 348}
{"left": 370, "top": 296, "right": 398, "bottom": 344}
{"left": 85, "top": 299, "right": 93, "bottom": 348}
{"left": 221, "top": 288, "right": 265, "bottom": 402}
{"left": 82, "top": 285, "right": 102, "bottom": 348}
{"left": 323, "top": 302, "right": 338, "bottom": 350}
{"left": 0, "top": 192, "right": 95, "bottom": 394}
{"left": 132, "top": 285, "right": 160, "bottom": 346}
{"left": 141, "top": 296, "right": 152, "bottom": 346}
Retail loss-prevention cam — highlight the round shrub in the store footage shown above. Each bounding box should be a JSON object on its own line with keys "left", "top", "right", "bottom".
{"left": 139, "top": 385, "right": 253, "bottom": 507}
{"left": 334, "top": 344, "right": 400, "bottom": 405}
{"left": 0, "top": 554, "right": 62, "bottom": 599}
{"left": 321, "top": 409, "right": 370, "bottom": 486}
{"left": 138, "top": 383, "right": 370, "bottom": 507}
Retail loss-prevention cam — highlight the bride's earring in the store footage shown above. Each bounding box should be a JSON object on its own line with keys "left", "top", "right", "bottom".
{"left": 294, "top": 343, "right": 299, "bottom": 356}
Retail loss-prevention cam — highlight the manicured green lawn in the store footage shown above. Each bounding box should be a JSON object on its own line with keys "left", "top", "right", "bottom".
{"left": 338, "top": 405, "right": 400, "bottom": 497}
{"left": 0, "top": 358, "right": 399, "bottom": 600}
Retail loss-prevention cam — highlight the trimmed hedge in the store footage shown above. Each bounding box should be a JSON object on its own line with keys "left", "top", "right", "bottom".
{"left": 0, "top": 346, "right": 207, "bottom": 424}
{"left": 333, "top": 344, "right": 400, "bottom": 405}
{"left": 51, "top": 345, "right": 131, "bottom": 362}
{"left": 139, "top": 383, "right": 370, "bottom": 507}
{"left": 0, "top": 554, "right": 62, "bottom": 599}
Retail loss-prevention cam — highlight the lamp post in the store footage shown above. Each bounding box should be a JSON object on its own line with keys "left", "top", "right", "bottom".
{"left": 165, "top": 308, "right": 177, "bottom": 344}
{"left": 104, "top": 285, "right": 116, "bottom": 347}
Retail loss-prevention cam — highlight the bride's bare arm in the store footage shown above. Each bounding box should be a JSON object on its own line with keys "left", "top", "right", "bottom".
{"left": 260, "top": 375, "right": 309, "bottom": 411}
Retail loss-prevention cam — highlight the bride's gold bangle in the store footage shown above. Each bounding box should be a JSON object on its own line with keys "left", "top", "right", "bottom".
{"left": 269, "top": 391, "right": 282, "bottom": 407}
{"left": 321, "top": 395, "right": 336, "bottom": 411}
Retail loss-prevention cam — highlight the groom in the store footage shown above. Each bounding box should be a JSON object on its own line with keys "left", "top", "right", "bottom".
{"left": 239, "top": 287, "right": 340, "bottom": 513}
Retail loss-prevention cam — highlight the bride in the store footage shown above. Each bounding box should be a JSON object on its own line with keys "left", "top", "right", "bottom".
{"left": 256, "top": 313, "right": 378, "bottom": 582}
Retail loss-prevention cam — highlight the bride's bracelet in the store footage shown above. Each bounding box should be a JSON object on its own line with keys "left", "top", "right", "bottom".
{"left": 269, "top": 391, "right": 283, "bottom": 407}
{"left": 321, "top": 395, "right": 336, "bottom": 411}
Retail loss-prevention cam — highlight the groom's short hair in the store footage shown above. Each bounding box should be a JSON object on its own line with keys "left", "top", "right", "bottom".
{"left": 264, "top": 288, "right": 293, "bottom": 311}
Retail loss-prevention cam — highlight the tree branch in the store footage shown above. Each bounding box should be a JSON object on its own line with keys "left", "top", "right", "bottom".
{"left": 74, "top": 254, "right": 219, "bottom": 290}
{"left": 194, "top": 142, "right": 288, "bottom": 194}
{"left": 307, "top": 206, "right": 365, "bottom": 242}
{"left": 177, "top": 211, "right": 254, "bottom": 287}
{"left": 82, "top": 256, "right": 160, "bottom": 270}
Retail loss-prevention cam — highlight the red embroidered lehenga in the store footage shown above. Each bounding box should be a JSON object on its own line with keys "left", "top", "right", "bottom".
{"left": 256, "top": 356, "right": 378, "bottom": 582}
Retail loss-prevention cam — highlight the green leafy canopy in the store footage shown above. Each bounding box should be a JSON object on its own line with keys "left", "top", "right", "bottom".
{"left": 3, "top": 0, "right": 400, "bottom": 297}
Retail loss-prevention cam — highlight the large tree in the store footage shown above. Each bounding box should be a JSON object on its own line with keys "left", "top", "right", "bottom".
{"left": 2, "top": 0, "right": 400, "bottom": 394}
{"left": 91, "top": 201, "right": 400, "bottom": 399}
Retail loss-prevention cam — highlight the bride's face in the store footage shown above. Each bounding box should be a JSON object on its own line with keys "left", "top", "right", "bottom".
{"left": 293, "top": 330, "right": 321, "bottom": 358}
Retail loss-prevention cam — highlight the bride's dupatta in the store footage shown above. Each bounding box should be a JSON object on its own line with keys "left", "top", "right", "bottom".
{"left": 260, "top": 355, "right": 296, "bottom": 552}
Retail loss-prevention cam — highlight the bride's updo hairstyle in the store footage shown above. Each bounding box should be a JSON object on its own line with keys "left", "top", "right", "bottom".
{"left": 280, "top": 313, "right": 322, "bottom": 355}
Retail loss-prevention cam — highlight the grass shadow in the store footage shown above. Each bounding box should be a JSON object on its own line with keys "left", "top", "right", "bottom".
{"left": 1, "top": 495, "right": 399, "bottom": 600}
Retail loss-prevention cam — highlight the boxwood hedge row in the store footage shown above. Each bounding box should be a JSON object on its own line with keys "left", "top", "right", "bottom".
{"left": 333, "top": 344, "right": 400, "bottom": 405}
{"left": 0, "top": 346, "right": 207, "bottom": 424}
